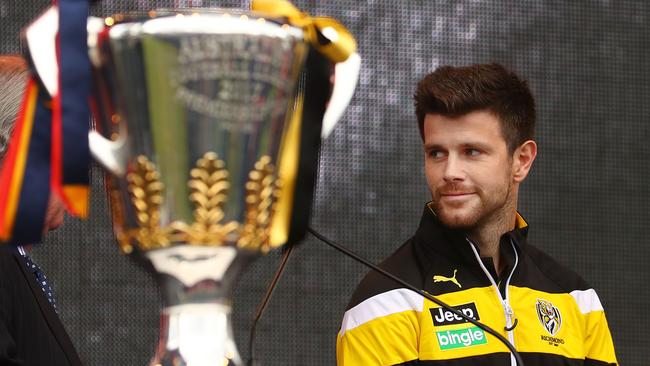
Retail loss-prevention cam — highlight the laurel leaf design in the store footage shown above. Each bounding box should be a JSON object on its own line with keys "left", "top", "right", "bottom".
{"left": 125, "top": 156, "right": 171, "bottom": 250}
{"left": 183, "top": 152, "right": 239, "bottom": 244}
{"left": 121, "top": 153, "right": 280, "bottom": 252}
{"left": 238, "top": 156, "right": 279, "bottom": 252}
{"left": 127, "top": 157, "right": 162, "bottom": 228}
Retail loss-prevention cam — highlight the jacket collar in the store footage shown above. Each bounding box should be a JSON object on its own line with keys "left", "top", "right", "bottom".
{"left": 413, "top": 203, "right": 529, "bottom": 268}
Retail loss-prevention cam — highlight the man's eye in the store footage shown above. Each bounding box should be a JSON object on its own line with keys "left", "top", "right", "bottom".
{"left": 429, "top": 150, "right": 445, "bottom": 158}
{"left": 466, "top": 149, "right": 481, "bottom": 156}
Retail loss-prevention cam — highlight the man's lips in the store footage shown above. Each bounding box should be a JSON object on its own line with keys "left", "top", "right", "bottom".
{"left": 440, "top": 192, "right": 474, "bottom": 196}
{"left": 439, "top": 192, "right": 475, "bottom": 202}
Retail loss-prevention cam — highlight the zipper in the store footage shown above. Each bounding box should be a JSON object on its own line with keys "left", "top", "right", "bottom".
{"left": 467, "top": 238, "right": 519, "bottom": 366}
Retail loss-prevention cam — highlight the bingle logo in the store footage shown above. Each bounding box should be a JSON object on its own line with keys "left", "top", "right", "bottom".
{"left": 436, "top": 326, "right": 487, "bottom": 350}
{"left": 430, "top": 303, "right": 480, "bottom": 326}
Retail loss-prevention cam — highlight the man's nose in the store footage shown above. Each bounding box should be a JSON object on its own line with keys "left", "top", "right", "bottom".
{"left": 443, "top": 154, "right": 464, "bottom": 182}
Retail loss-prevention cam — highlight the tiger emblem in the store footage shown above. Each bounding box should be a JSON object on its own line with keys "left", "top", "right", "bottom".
{"left": 536, "top": 299, "right": 562, "bottom": 336}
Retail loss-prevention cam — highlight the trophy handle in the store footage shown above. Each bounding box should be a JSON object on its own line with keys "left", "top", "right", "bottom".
{"left": 88, "top": 128, "right": 128, "bottom": 176}
{"left": 87, "top": 16, "right": 129, "bottom": 177}
{"left": 321, "top": 52, "right": 361, "bottom": 138}
{"left": 87, "top": 16, "right": 105, "bottom": 70}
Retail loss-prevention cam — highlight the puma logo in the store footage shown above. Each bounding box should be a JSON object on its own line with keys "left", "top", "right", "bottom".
{"left": 433, "top": 269, "right": 461, "bottom": 288}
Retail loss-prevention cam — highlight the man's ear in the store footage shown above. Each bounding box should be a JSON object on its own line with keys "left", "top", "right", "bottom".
{"left": 512, "top": 140, "right": 537, "bottom": 183}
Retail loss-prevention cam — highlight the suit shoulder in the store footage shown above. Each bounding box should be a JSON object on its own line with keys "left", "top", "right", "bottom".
{"left": 0, "top": 247, "right": 20, "bottom": 284}
{"left": 346, "top": 238, "right": 423, "bottom": 310}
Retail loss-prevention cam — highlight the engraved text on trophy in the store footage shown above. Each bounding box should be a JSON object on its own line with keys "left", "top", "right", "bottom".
{"left": 170, "top": 34, "right": 296, "bottom": 133}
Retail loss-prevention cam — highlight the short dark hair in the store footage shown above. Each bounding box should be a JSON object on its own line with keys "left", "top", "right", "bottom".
{"left": 414, "top": 63, "right": 535, "bottom": 152}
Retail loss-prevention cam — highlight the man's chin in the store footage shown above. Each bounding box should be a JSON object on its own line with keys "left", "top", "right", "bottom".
{"left": 436, "top": 211, "right": 479, "bottom": 230}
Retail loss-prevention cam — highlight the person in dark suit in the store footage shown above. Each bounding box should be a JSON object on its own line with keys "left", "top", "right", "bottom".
{"left": 0, "top": 55, "right": 82, "bottom": 366}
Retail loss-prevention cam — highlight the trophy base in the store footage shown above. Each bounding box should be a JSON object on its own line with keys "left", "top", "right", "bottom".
{"left": 150, "top": 303, "right": 242, "bottom": 366}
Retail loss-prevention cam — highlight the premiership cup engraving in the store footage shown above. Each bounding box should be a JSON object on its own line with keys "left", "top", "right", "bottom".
{"left": 89, "top": 10, "right": 310, "bottom": 365}
{"left": 171, "top": 34, "right": 296, "bottom": 132}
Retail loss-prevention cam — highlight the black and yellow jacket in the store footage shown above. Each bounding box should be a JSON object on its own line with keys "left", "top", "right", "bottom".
{"left": 336, "top": 204, "right": 617, "bottom": 365}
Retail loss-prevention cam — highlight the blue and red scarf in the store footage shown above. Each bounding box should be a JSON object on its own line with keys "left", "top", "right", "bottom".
{"left": 0, "top": 0, "right": 91, "bottom": 244}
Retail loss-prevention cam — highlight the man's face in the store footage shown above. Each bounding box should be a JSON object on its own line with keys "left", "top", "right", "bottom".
{"left": 423, "top": 110, "right": 517, "bottom": 230}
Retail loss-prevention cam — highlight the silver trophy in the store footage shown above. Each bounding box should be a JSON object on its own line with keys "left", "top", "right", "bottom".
{"left": 84, "top": 6, "right": 359, "bottom": 366}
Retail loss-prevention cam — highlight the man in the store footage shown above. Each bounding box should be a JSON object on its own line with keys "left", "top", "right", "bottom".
{"left": 0, "top": 55, "right": 82, "bottom": 365}
{"left": 336, "top": 63, "right": 617, "bottom": 365}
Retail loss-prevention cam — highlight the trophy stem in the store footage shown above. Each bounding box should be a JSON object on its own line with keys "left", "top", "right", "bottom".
{"left": 151, "top": 303, "right": 241, "bottom": 366}
{"left": 146, "top": 246, "right": 255, "bottom": 366}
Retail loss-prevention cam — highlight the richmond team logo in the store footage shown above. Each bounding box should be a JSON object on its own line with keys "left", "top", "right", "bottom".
{"left": 536, "top": 299, "right": 562, "bottom": 336}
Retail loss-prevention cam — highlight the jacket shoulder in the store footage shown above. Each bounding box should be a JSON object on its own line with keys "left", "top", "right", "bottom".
{"left": 346, "top": 238, "right": 424, "bottom": 310}
{"left": 520, "top": 243, "right": 592, "bottom": 293}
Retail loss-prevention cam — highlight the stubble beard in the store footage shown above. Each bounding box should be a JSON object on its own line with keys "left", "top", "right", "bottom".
{"left": 430, "top": 177, "right": 514, "bottom": 233}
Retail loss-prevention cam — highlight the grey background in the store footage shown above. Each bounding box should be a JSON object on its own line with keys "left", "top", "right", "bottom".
{"left": 1, "top": 0, "right": 648, "bottom": 365}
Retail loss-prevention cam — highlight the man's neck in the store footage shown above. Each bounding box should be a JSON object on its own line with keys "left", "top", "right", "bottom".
{"left": 467, "top": 211, "right": 516, "bottom": 275}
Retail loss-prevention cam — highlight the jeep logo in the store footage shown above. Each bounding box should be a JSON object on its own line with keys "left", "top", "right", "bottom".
{"left": 430, "top": 303, "right": 480, "bottom": 326}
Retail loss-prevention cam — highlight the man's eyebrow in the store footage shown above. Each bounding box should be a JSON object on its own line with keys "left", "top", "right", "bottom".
{"left": 423, "top": 143, "right": 445, "bottom": 150}
{"left": 423, "top": 141, "right": 494, "bottom": 151}
{"left": 461, "top": 141, "right": 491, "bottom": 149}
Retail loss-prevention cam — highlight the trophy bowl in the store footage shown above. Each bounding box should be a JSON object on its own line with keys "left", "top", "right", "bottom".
{"left": 88, "top": 8, "right": 312, "bottom": 366}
